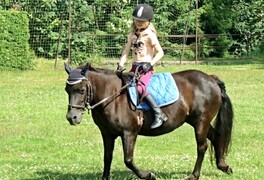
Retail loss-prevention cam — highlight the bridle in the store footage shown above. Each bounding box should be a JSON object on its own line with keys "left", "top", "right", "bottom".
{"left": 67, "top": 79, "right": 93, "bottom": 111}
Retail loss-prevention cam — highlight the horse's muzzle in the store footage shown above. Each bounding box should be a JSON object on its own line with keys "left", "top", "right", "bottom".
{"left": 66, "top": 111, "right": 83, "bottom": 125}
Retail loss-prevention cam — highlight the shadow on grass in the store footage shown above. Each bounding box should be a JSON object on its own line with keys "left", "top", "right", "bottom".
{"left": 24, "top": 169, "right": 221, "bottom": 180}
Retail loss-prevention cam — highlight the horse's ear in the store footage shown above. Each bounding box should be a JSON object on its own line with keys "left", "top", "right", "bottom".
{"left": 64, "top": 62, "right": 71, "bottom": 74}
{"left": 81, "top": 63, "right": 89, "bottom": 77}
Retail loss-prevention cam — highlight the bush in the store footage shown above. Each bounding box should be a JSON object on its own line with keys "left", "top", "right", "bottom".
{"left": 250, "top": 41, "right": 264, "bottom": 59}
{"left": 0, "top": 10, "right": 35, "bottom": 70}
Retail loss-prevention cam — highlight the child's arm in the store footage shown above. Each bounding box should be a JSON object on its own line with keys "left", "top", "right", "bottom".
{"left": 151, "top": 41, "right": 164, "bottom": 66}
{"left": 119, "top": 34, "right": 132, "bottom": 67}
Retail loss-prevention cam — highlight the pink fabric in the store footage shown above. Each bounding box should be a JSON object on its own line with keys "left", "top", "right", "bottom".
{"left": 137, "top": 71, "right": 153, "bottom": 94}
{"left": 130, "top": 64, "right": 153, "bottom": 95}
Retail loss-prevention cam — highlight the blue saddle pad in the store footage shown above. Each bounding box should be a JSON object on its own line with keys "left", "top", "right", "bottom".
{"left": 128, "top": 72, "right": 179, "bottom": 110}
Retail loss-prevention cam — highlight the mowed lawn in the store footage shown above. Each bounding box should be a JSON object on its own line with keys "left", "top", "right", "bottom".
{"left": 0, "top": 59, "right": 263, "bottom": 180}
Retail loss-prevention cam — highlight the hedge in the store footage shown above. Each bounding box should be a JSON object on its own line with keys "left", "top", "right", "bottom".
{"left": 0, "top": 10, "right": 35, "bottom": 70}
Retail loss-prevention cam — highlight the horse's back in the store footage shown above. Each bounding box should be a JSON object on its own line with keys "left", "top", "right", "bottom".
{"left": 173, "top": 69, "right": 221, "bottom": 94}
{"left": 172, "top": 69, "right": 222, "bottom": 123}
{"left": 173, "top": 69, "right": 216, "bottom": 83}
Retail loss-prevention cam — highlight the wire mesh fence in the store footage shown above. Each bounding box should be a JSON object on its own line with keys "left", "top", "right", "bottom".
{"left": 0, "top": 0, "right": 242, "bottom": 66}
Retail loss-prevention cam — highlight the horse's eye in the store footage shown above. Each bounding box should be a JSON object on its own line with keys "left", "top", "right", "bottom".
{"left": 79, "top": 89, "right": 85, "bottom": 94}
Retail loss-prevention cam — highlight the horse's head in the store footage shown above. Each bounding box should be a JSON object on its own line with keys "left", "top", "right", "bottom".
{"left": 64, "top": 63, "right": 91, "bottom": 125}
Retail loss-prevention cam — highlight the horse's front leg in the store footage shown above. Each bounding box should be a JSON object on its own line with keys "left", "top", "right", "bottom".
{"left": 121, "top": 131, "right": 156, "bottom": 180}
{"left": 101, "top": 133, "right": 116, "bottom": 180}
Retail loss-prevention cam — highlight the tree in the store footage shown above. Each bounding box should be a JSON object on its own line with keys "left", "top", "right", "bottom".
{"left": 199, "top": 0, "right": 235, "bottom": 57}
{"left": 3, "top": 0, "right": 263, "bottom": 63}
{"left": 232, "top": 0, "right": 264, "bottom": 56}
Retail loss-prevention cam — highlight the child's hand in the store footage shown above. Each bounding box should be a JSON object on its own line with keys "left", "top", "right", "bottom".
{"left": 116, "top": 64, "right": 125, "bottom": 77}
{"left": 142, "top": 63, "right": 152, "bottom": 73}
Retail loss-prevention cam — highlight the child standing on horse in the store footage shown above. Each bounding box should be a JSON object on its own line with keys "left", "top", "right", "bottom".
{"left": 117, "top": 4, "right": 167, "bottom": 129}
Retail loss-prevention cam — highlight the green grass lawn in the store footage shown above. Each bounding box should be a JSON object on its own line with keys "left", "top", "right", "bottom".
{"left": 0, "top": 59, "right": 263, "bottom": 180}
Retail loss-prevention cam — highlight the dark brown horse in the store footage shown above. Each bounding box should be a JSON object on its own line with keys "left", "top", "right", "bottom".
{"left": 64, "top": 63, "right": 234, "bottom": 180}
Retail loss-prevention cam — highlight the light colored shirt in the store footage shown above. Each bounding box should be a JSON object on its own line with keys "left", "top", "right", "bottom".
{"left": 119, "top": 26, "right": 164, "bottom": 67}
{"left": 129, "top": 27, "right": 159, "bottom": 63}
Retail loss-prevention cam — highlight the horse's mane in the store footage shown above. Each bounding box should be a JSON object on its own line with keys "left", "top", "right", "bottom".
{"left": 77, "top": 63, "right": 134, "bottom": 77}
{"left": 90, "top": 63, "right": 136, "bottom": 86}
{"left": 75, "top": 63, "right": 133, "bottom": 86}
{"left": 77, "top": 63, "right": 116, "bottom": 75}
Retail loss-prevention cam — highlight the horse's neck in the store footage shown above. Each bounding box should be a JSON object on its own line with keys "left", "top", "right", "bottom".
{"left": 89, "top": 71, "right": 121, "bottom": 102}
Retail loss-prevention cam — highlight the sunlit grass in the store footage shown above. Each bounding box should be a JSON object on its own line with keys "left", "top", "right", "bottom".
{"left": 0, "top": 59, "right": 263, "bottom": 179}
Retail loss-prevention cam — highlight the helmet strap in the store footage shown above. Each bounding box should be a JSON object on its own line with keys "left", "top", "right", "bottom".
{"left": 135, "top": 22, "right": 150, "bottom": 37}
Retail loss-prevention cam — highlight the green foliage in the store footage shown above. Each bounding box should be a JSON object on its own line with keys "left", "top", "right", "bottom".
{"left": 19, "top": 0, "right": 64, "bottom": 58}
{"left": 209, "top": 36, "right": 233, "bottom": 57}
{"left": 14, "top": 0, "right": 197, "bottom": 64}
{"left": 232, "top": 0, "right": 264, "bottom": 56}
{"left": 0, "top": 10, "right": 35, "bottom": 70}
{"left": 1, "top": 0, "right": 263, "bottom": 64}
{"left": 201, "top": 0, "right": 233, "bottom": 34}
{"left": 200, "top": 0, "right": 235, "bottom": 57}
{"left": 249, "top": 40, "right": 264, "bottom": 59}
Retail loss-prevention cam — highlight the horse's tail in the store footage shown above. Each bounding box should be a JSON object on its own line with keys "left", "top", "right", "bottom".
{"left": 212, "top": 76, "right": 234, "bottom": 162}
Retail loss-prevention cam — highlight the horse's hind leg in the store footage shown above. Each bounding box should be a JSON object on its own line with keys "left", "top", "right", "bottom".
{"left": 121, "top": 131, "right": 155, "bottom": 180}
{"left": 207, "top": 125, "right": 233, "bottom": 174}
{"left": 187, "top": 119, "right": 210, "bottom": 180}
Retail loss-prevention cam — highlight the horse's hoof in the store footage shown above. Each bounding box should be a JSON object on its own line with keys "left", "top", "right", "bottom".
{"left": 226, "top": 166, "right": 233, "bottom": 174}
{"left": 218, "top": 164, "right": 233, "bottom": 174}
{"left": 185, "top": 174, "right": 199, "bottom": 180}
{"left": 149, "top": 172, "right": 156, "bottom": 180}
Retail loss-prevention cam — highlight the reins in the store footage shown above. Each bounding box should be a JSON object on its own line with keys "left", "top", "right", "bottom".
{"left": 86, "top": 66, "right": 142, "bottom": 113}
{"left": 86, "top": 83, "right": 130, "bottom": 112}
